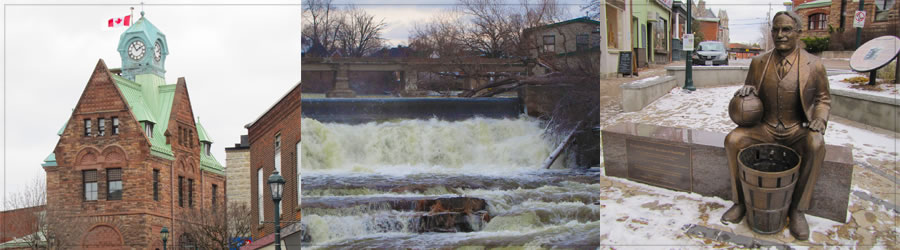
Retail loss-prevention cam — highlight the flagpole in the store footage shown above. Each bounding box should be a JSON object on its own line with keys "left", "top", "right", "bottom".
{"left": 130, "top": 7, "right": 134, "bottom": 25}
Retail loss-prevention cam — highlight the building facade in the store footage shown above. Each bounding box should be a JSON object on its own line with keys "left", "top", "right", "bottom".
{"left": 671, "top": 1, "right": 689, "bottom": 61}
{"left": 632, "top": 0, "right": 674, "bottom": 66}
{"left": 41, "top": 12, "right": 225, "bottom": 249}
{"left": 794, "top": 0, "right": 899, "bottom": 40}
{"left": 523, "top": 1, "right": 631, "bottom": 78}
{"left": 226, "top": 135, "right": 251, "bottom": 208}
{"left": 245, "top": 83, "right": 301, "bottom": 249}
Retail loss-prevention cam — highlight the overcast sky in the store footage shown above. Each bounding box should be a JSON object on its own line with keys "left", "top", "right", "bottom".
{"left": 1, "top": 0, "right": 300, "bottom": 207}
{"left": 329, "top": 0, "right": 789, "bottom": 46}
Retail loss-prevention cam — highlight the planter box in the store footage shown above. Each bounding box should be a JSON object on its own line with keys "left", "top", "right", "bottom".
{"left": 666, "top": 66, "right": 749, "bottom": 88}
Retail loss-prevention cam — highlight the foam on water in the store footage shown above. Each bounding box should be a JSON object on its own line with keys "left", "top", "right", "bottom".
{"left": 301, "top": 117, "right": 560, "bottom": 175}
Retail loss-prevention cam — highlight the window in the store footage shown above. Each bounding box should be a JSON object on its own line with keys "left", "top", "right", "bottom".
{"left": 188, "top": 179, "right": 194, "bottom": 208}
{"left": 83, "top": 170, "right": 98, "bottom": 201}
{"left": 112, "top": 117, "right": 119, "bottom": 135}
{"left": 204, "top": 142, "right": 212, "bottom": 156}
{"left": 153, "top": 170, "right": 160, "bottom": 201}
{"left": 84, "top": 119, "right": 92, "bottom": 137}
{"left": 808, "top": 13, "right": 827, "bottom": 30}
{"left": 258, "top": 169, "right": 263, "bottom": 224}
{"left": 179, "top": 127, "right": 184, "bottom": 145}
{"left": 98, "top": 118, "right": 106, "bottom": 136}
{"left": 178, "top": 176, "right": 184, "bottom": 207}
{"left": 274, "top": 134, "right": 282, "bottom": 173}
{"left": 189, "top": 131, "right": 194, "bottom": 148}
{"left": 542, "top": 35, "right": 555, "bottom": 53}
{"left": 607, "top": 5, "right": 620, "bottom": 49}
{"left": 875, "top": 0, "right": 896, "bottom": 22}
{"left": 212, "top": 184, "right": 218, "bottom": 209}
{"left": 576, "top": 34, "right": 590, "bottom": 51}
{"left": 107, "top": 168, "right": 122, "bottom": 200}
{"left": 144, "top": 122, "right": 154, "bottom": 138}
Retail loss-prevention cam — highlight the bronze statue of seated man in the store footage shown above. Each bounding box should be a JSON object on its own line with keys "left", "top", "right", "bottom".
{"left": 721, "top": 11, "right": 831, "bottom": 241}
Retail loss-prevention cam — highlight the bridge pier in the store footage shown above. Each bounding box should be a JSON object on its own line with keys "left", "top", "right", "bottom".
{"left": 327, "top": 63, "right": 356, "bottom": 98}
{"left": 400, "top": 69, "right": 427, "bottom": 96}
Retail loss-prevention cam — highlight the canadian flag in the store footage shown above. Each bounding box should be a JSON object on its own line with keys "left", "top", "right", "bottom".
{"left": 108, "top": 15, "right": 131, "bottom": 28}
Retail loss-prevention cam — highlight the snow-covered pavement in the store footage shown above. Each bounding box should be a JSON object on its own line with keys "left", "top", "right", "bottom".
{"left": 596, "top": 85, "right": 898, "bottom": 248}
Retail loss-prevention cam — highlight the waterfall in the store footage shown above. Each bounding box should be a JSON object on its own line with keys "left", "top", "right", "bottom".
{"left": 301, "top": 117, "right": 559, "bottom": 175}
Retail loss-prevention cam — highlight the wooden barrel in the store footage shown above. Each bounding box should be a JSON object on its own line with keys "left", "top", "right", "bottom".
{"left": 738, "top": 144, "right": 801, "bottom": 234}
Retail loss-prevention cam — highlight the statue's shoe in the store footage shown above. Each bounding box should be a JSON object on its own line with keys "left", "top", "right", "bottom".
{"left": 789, "top": 210, "right": 810, "bottom": 241}
{"left": 720, "top": 203, "right": 745, "bottom": 224}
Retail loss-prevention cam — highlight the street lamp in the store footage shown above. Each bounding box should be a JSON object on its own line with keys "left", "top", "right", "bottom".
{"left": 160, "top": 227, "right": 169, "bottom": 250}
{"left": 268, "top": 170, "right": 285, "bottom": 250}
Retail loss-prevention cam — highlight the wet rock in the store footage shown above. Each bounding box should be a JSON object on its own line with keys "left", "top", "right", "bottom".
{"left": 413, "top": 197, "right": 490, "bottom": 233}
{"left": 415, "top": 197, "right": 487, "bottom": 214}
{"left": 415, "top": 212, "right": 485, "bottom": 233}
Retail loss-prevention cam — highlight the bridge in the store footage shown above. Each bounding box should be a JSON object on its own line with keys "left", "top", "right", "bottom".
{"left": 301, "top": 57, "right": 533, "bottom": 97}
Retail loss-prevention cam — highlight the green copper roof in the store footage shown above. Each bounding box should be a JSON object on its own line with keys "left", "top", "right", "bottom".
{"left": 196, "top": 121, "right": 224, "bottom": 174}
{"left": 196, "top": 121, "right": 212, "bottom": 143}
{"left": 796, "top": 0, "right": 831, "bottom": 10}
{"left": 57, "top": 121, "right": 66, "bottom": 136}
{"left": 41, "top": 153, "right": 57, "bottom": 167}
{"left": 113, "top": 74, "right": 175, "bottom": 158}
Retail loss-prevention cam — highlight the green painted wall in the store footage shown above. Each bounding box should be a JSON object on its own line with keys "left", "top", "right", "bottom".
{"left": 631, "top": 0, "right": 672, "bottom": 62}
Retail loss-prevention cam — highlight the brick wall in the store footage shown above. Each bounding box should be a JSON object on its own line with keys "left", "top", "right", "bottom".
{"left": 796, "top": 6, "right": 831, "bottom": 38}
{"left": 0, "top": 205, "right": 45, "bottom": 243}
{"left": 44, "top": 60, "right": 226, "bottom": 249}
{"left": 699, "top": 21, "right": 719, "bottom": 41}
{"left": 249, "top": 83, "right": 301, "bottom": 240}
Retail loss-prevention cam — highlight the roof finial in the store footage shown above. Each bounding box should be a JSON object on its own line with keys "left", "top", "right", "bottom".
{"left": 140, "top": 1, "right": 145, "bottom": 17}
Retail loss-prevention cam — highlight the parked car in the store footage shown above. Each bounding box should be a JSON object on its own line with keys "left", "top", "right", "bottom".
{"left": 692, "top": 41, "right": 729, "bottom": 66}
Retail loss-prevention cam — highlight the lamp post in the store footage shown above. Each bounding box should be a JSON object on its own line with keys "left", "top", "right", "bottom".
{"left": 684, "top": 0, "right": 695, "bottom": 91}
{"left": 268, "top": 170, "right": 285, "bottom": 250}
{"left": 160, "top": 227, "right": 169, "bottom": 250}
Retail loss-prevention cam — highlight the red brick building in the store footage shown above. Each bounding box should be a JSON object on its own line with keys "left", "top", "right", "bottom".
{"left": 41, "top": 13, "right": 225, "bottom": 249}
{"left": 244, "top": 83, "right": 301, "bottom": 249}
{"left": 0, "top": 205, "right": 45, "bottom": 244}
{"left": 794, "top": 0, "right": 899, "bottom": 39}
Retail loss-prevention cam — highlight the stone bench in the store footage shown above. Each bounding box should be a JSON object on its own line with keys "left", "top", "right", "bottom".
{"left": 620, "top": 75, "right": 677, "bottom": 112}
{"left": 601, "top": 122, "right": 853, "bottom": 223}
{"left": 666, "top": 66, "right": 749, "bottom": 88}
{"left": 830, "top": 88, "right": 900, "bottom": 133}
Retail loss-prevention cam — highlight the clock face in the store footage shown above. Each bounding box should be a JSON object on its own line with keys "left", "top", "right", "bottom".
{"left": 154, "top": 41, "right": 162, "bottom": 62}
{"left": 128, "top": 40, "right": 145, "bottom": 61}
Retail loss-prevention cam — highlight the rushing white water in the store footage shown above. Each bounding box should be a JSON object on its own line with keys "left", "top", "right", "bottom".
{"left": 301, "top": 117, "right": 561, "bottom": 175}
{"left": 300, "top": 117, "right": 617, "bottom": 248}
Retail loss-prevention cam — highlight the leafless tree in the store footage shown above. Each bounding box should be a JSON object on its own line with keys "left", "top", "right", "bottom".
{"left": 335, "top": 6, "right": 387, "bottom": 57}
{"left": 179, "top": 202, "right": 253, "bottom": 249}
{"left": 2, "top": 175, "right": 85, "bottom": 250}
{"left": 302, "top": 0, "right": 343, "bottom": 56}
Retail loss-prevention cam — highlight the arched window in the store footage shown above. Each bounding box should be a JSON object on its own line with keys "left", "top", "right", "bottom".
{"left": 808, "top": 13, "right": 827, "bottom": 30}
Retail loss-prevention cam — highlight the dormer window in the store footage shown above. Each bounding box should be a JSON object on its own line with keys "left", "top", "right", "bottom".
{"left": 143, "top": 122, "right": 154, "bottom": 138}
{"left": 203, "top": 142, "right": 212, "bottom": 156}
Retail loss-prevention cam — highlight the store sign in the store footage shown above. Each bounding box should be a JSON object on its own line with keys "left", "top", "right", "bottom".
{"left": 683, "top": 34, "right": 694, "bottom": 51}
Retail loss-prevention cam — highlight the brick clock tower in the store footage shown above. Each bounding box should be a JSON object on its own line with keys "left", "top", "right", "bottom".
{"left": 41, "top": 11, "right": 225, "bottom": 249}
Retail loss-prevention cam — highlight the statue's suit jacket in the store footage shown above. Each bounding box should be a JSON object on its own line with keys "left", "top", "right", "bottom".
{"left": 744, "top": 50, "right": 832, "bottom": 128}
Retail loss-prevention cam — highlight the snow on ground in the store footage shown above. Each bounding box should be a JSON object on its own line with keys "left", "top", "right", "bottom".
{"left": 829, "top": 73, "right": 900, "bottom": 98}
{"left": 599, "top": 85, "right": 898, "bottom": 247}
{"left": 623, "top": 76, "right": 661, "bottom": 86}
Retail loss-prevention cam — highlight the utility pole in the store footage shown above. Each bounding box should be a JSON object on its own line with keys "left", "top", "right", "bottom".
{"left": 684, "top": 0, "right": 695, "bottom": 91}
{"left": 855, "top": 0, "right": 864, "bottom": 49}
